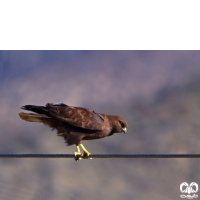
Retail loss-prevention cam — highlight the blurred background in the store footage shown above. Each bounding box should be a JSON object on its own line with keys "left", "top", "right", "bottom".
{"left": 0, "top": 50, "right": 200, "bottom": 200}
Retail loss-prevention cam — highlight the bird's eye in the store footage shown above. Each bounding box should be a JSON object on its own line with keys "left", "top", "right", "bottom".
{"left": 119, "top": 120, "right": 125, "bottom": 128}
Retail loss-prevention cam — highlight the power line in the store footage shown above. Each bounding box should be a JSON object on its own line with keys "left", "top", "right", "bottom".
{"left": 0, "top": 154, "right": 200, "bottom": 159}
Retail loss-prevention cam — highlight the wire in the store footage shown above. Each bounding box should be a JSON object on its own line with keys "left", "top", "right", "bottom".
{"left": 0, "top": 154, "right": 200, "bottom": 159}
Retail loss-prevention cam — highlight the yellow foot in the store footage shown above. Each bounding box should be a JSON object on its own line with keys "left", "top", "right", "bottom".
{"left": 74, "top": 152, "right": 82, "bottom": 162}
{"left": 82, "top": 152, "right": 92, "bottom": 160}
{"left": 74, "top": 144, "right": 82, "bottom": 161}
{"left": 79, "top": 143, "right": 92, "bottom": 160}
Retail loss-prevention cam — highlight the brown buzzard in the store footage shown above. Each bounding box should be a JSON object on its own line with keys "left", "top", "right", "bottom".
{"left": 19, "top": 103, "right": 128, "bottom": 161}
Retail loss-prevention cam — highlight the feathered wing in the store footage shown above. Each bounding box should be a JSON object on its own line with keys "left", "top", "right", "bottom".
{"left": 19, "top": 103, "right": 104, "bottom": 131}
{"left": 46, "top": 104, "right": 104, "bottom": 130}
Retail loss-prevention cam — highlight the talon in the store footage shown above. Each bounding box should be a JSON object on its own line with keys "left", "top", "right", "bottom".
{"left": 82, "top": 154, "right": 92, "bottom": 159}
{"left": 82, "top": 152, "right": 92, "bottom": 160}
{"left": 87, "top": 153, "right": 92, "bottom": 160}
{"left": 74, "top": 152, "right": 82, "bottom": 161}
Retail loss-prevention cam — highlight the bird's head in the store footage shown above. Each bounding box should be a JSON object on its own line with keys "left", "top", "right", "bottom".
{"left": 111, "top": 116, "right": 128, "bottom": 134}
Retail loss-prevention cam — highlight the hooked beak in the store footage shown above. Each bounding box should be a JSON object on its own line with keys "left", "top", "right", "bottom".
{"left": 122, "top": 127, "right": 127, "bottom": 134}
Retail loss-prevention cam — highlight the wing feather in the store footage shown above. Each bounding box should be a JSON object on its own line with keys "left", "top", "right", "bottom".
{"left": 46, "top": 105, "right": 104, "bottom": 130}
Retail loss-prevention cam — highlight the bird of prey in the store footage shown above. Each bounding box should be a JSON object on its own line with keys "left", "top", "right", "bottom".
{"left": 19, "top": 103, "right": 128, "bottom": 161}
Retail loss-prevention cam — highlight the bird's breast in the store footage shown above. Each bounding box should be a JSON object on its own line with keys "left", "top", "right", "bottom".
{"left": 82, "top": 130, "right": 109, "bottom": 140}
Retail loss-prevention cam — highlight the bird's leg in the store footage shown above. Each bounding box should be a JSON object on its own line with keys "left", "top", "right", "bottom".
{"left": 79, "top": 143, "right": 92, "bottom": 159}
{"left": 74, "top": 144, "right": 82, "bottom": 161}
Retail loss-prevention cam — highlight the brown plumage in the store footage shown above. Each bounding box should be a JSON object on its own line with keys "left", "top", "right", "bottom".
{"left": 19, "top": 103, "right": 128, "bottom": 161}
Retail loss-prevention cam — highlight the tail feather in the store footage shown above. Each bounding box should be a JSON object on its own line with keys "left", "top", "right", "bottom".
{"left": 19, "top": 112, "right": 64, "bottom": 133}
{"left": 19, "top": 112, "right": 50, "bottom": 123}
